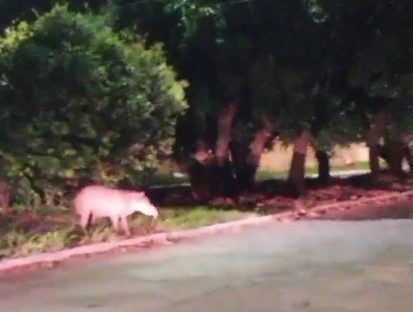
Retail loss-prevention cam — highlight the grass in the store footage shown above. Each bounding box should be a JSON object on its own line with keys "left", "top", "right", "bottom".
{"left": 255, "top": 161, "right": 370, "bottom": 181}
{"left": 0, "top": 205, "right": 256, "bottom": 259}
{"left": 328, "top": 161, "right": 370, "bottom": 171}
{"left": 161, "top": 206, "right": 257, "bottom": 230}
{"left": 0, "top": 224, "right": 81, "bottom": 259}
{"left": 148, "top": 161, "right": 371, "bottom": 185}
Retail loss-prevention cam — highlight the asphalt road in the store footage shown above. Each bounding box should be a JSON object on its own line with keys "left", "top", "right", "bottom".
{"left": 1, "top": 220, "right": 413, "bottom": 312}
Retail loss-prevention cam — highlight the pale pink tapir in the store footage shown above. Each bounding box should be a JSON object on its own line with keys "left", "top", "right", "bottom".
{"left": 74, "top": 185, "right": 159, "bottom": 235}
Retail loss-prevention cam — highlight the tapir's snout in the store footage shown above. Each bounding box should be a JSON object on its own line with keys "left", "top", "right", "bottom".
{"left": 151, "top": 207, "right": 159, "bottom": 219}
{"left": 132, "top": 199, "right": 159, "bottom": 219}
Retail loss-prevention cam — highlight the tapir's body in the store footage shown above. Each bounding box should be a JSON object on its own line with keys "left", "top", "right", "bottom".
{"left": 74, "top": 185, "right": 158, "bottom": 235}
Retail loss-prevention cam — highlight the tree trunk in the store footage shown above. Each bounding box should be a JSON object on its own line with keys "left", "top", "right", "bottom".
{"left": 404, "top": 148, "right": 413, "bottom": 173}
{"left": 230, "top": 142, "right": 254, "bottom": 192}
{"left": 288, "top": 130, "right": 312, "bottom": 196}
{"left": 315, "top": 150, "right": 331, "bottom": 184}
{"left": 401, "top": 134, "right": 413, "bottom": 173}
{"left": 0, "top": 179, "right": 11, "bottom": 214}
{"left": 369, "top": 146, "right": 381, "bottom": 174}
{"left": 212, "top": 101, "right": 238, "bottom": 197}
{"left": 377, "top": 135, "right": 407, "bottom": 177}
{"left": 387, "top": 138, "right": 404, "bottom": 176}
{"left": 185, "top": 101, "right": 238, "bottom": 201}
{"left": 377, "top": 144, "right": 389, "bottom": 167}
{"left": 366, "top": 110, "right": 388, "bottom": 175}
{"left": 188, "top": 140, "right": 214, "bottom": 202}
{"left": 249, "top": 117, "right": 273, "bottom": 168}
{"left": 232, "top": 117, "right": 274, "bottom": 193}
{"left": 188, "top": 162, "right": 213, "bottom": 202}
{"left": 215, "top": 101, "right": 237, "bottom": 166}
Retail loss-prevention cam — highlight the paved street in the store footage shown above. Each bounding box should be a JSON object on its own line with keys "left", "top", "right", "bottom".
{"left": 1, "top": 220, "right": 413, "bottom": 312}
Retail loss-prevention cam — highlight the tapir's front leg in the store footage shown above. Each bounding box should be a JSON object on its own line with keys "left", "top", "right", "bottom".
{"left": 120, "top": 216, "right": 131, "bottom": 236}
{"left": 80, "top": 211, "right": 91, "bottom": 230}
{"left": 110, "top": 215, "right": 120, "bottom": 233}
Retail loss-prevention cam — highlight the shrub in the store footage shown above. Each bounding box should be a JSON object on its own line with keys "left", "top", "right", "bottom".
{"left": 0, "top": 5, "right": 187, "bottom": 208}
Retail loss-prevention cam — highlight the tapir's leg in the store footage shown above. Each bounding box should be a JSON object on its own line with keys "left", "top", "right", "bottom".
{"left": 110, "top": 215, "right": 120, "bottom": 233}
{"left": 91, "top": 214, "right": 97, "bottom": 224}
{"left": 80, "top": 211, "right": 91, "bottom": 230}
{"left": 120, "top": 216, "right": 131, "bottom": 236}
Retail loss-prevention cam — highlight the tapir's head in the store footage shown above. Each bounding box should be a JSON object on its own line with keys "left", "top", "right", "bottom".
{"left": 130, "top": 192, "right": 159, "bottom": 218}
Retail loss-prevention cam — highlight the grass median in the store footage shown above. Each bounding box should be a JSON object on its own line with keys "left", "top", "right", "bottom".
{"left": 0, "top": 205, "right": 256, "bottom": 260}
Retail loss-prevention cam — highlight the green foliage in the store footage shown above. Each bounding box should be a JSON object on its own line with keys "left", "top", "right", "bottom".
{"left": 0, "top": 5, "right": 187, "bottom": 206}
{"left": 164, "top": 0, "right": 223, "bottom": 39}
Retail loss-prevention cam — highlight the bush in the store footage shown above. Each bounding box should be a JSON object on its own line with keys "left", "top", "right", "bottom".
{"left": 0, "top": 5, "right": 187, "bottom": 208}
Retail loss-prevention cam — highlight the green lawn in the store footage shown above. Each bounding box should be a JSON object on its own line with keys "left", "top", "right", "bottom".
{"left": 255, "top": 161, "right": 370, "bottom": 181}
{"left": 150, "top": 161, "right": 371, "bottom": 185}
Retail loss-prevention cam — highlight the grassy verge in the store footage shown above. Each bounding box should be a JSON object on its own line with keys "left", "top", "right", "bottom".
{"left": 0, "top": 206, "right": 256, "bottom": 259}
{"left": 256, "top": 161, "right": 370, "bottom": 181}
{"left": 0, "top": 161, "right": 373, "bottom": 260}
{"left": 150, "top": 161, "right": 371, "bottom": 185}
{"left": 161, "top": 206, "right": 257, "bottom": 230}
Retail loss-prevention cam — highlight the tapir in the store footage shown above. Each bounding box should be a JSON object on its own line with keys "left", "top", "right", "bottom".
{"left": 74, "top": 185, "right": 158, "bottom": 235}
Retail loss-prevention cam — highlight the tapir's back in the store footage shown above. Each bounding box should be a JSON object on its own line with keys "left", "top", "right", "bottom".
{"left": 74, "top": 185, "right": 127, "bottom": 217}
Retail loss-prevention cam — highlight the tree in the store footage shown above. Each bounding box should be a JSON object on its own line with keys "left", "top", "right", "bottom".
{"left": 0, "top": 0, "right": 105, "bottom": 32}
{"left": 112, "top": 0, "right": 413, "bottom": 197}
{"left": 313, "top": 0, "right": 413, "bottom": 177}
{"left": 0, "top": 5, "right": 187, "bottom": 207}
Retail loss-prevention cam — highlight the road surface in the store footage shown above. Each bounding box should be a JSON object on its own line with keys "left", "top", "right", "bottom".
{"left": 1, "top": 220, "right": 413, "bottom": 312}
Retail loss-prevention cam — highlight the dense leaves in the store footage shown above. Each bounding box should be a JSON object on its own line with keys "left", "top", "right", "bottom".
{"left": 0, "top": 5, "right": 187, "bottom": 207}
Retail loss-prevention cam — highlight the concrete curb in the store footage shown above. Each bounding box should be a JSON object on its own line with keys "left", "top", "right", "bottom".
{"left": 1, "top": 190, "right": 413, "bottom": 274}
